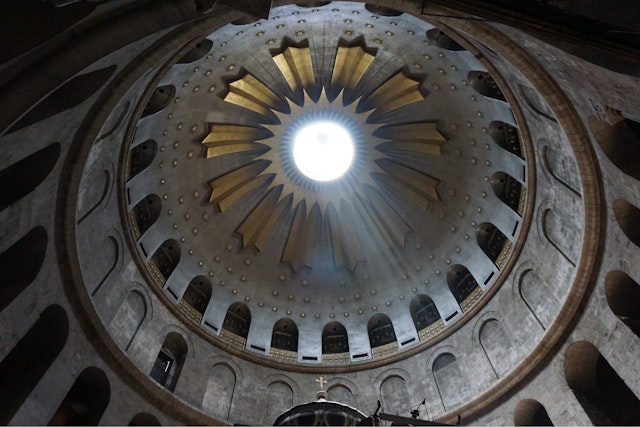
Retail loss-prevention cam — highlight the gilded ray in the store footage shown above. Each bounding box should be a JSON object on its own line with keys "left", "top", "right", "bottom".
{"left": 360, "top": 72, "right": 427, "bottom": 116}
{"left": 237, "top": 186, "right": 292, "bottom": 249}
{"left": 273, "top": 46, "right": 315, "bottom": 95}
{"left": 203, "top": 124, "right": 271, "bottom": 158}
{"left": 331, "top": 46, "right": 375, "bottom": 93}
{"left": 375, "top": 122, "right": 446, "bottom": 156}
{"left": 209, "top": 160, "right": 273, "bottom": 210}
{"left": 372, "top": 159, "right": 440, "bottom": 210}
{"left": 282, "top": 201, "right": 307, "bottom": 272}
{"left": 327, "top": 201, "right": 365, "bottom": 271}
{"left": 225, "top": 74, "right": 280, "bottom": 115}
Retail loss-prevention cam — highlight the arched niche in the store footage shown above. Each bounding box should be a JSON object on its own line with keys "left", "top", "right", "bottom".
{"left": 605, "top": 270, "right": 640, "bottom": 337}
{"left": 180, "top": 276, "right": 211, "bottom": 323}
{"left": 131, "top": 195, "right": 161, "bottom": 239}
{"left": 447, "top": 264, "right": 481, "bottom": 311}
{"left": 0, "top": 143, "right": 60, "bottom": 212}
{"left": 432, "top": 353, "right": 465, "bottom": 411}
{"left": 129, "top": 140, "right": 158, "bottom": 179}
{"left": 476, "top": 222, "right": 510, "bottom": 269}
{"left": 380, "top": 376, "right": 411, "bottom": 416}
{"left": 327, "top": 384, "right": 355, "bottom": 407}
{"left": 590, "top": 116, "right": 640, "bottom": 181}
{"left": 141, "top": 85, "right": 175, "bottom": 118}
{"left": 129, "top": 413, "right": 160, "bottom": 426}
{"left": 514, "top": 399, "right": 554, "bottom": 426}
{"left": 271, "top": 318, "right": 299, "bottom": 352}
{"left": 614, "top": 199, "right": 640, "bottom": 248}
{"left": 0, "top": 226, "right": 47, "bottom": 312}
{"left": 410, "top": 294, "right": 441, "bottom": 335}
{"left": 48, "top": 367, "right": 110, "bottom": 426}
{"left": 9, "top": 66, "right": 117, "bottom": 133}
{"left": 177, "top": 38, "right": 213, "bottom": 64}
{"left": 541, "top": 145, "right": 581, "bottom": 196}
{"left": 565, "top": 341, "right": 640, "bottom": 425}
{"left": 491, "top": 171, "right": 523, "bottom": 215}
{"left": 0, "top": 305, "right": 68, "bottom": 425}
{"left": 541, "top": 208, "right": 579, "bottom": 266}
{"left": 518, "top": 269, "right": 558, "bottom": 329}
{"left": 202, "top": 364, "right": 236, "bottom": 420}
{"left": 479, "top": 318, "right": 512, "bottom": 377}
{"left": 149, "top": 332, "right": 187, "bottom": 392}
{"left": 426, "top": 28, "right": 464, "bottom": 51}
{"left": 263, "top": 382, "right": 294, "bottom": 425}
{"left": 222, "top": 302, "right": 251, "bottom": 339}
{"left": 488, "top": 121, "right": 523, "bottom": 159}
{"left": 368, "top": 314, "right": 397, "bottom": 349}
{"left": 322, "top": 321, "right": 349, "bottom": 354}
{"left": 149, "top": 240, "right": 180, "bottom": 284}
{"left": 468, "top": 71, "right": 506, "bottom": 102}
{"left": 365, "top": 3, "right": 402, "bottom": 16}
{"left": 110, "top": 289, "right": 147, "bottom": 351}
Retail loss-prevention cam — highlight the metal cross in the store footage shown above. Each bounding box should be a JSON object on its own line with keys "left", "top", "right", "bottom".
{"left": 315, "top": 376, "right": 327, "bottom": 390}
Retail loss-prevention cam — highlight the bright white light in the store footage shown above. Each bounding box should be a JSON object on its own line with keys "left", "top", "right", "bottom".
{"left": 293, "top": 121, "right": 354, "bottom": 181}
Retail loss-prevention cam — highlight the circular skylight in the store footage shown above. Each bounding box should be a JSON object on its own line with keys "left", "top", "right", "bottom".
{"left": 293, "top": 121, "right": 354, "bottom": 181}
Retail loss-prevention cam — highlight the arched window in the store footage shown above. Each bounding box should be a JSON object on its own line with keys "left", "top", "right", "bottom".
{"left": 271, "top": 318, "right": 299, "bottom": 352}
{"left": 48, "top": 367, "right": 110, "bottom": 426}
{"left": 149, "top": 240, "right": 180, "bottom": 285}
{"left": 468, "top": 71, "right": 506, "bottom": 102}
{"left": 426, "top": 28, "right": 464, "bottom": 51}
{"left": 489, "top": 121, "right": 523, "bottom": 158}
{"left": 476, "top": 222, "right": 510, "bottom": 268}
{"left": 129, "top": 413, "right": 160, "bottom": 426}
{"left": 150, "top": 332, "right": 187, "bottom": 392}
{"left": 180, "top": 276, "right": 211, "bottom": 323}
{"left": 410, "top": 295, "right": 441, "bottom": 335}
{"left": 177, "top": 39, "right": 213, "bottom": 64}
{"left": 614, "top": 199, "right": 640, "bottom": 248}
{"left": 0, "top": 143, "right": 60, "bottom": 212}
{"left": 590, "top": 116, "right": 640, "bottom": 181}
{"left": 129, "top": 140, "right": 158, "bottom": 179}
{"left": 368, "top": 314, "right": 396, "bottom": 349}
{"left": 0, "top": 226, "right": 47, "bottom": 312}
{"left": 0, "top": 305, "right": 68, "bottom": 424}
{"left": 131, "top": 194, "right": 161, "bottom": 239}
{"left": 514, "top": 399, "right": 554, "bottom": 426}
{"left": 491, "top": 171, "right": 523, "bottom": 215}
{"left": 447, "top": 264, "right": 482, "bottom": 312}
{"left": 141, "top": 85, "right": 175, "bottom": 118}
{"left": 222, "top": 302, "right": 251, "bottom": 339}
{"left": 565, "top": 341, "right": 640, "bottom": 425}
{"left": 605, "top": 270, "right": 640, "bottom": 337}
{"left": 322, "top": 322, "right": 349, "bottom": 354}
{"left": 364, "top": 3, "right": 402, "bottom": 16}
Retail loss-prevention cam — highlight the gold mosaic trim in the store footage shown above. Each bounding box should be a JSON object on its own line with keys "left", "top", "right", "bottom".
{"left": 179, "top": 299, "right": 203, "bottom": 324}
{"left": 460, "top": 286, "right": 484, "bottom": 312}
{"left": 322, "top": 352, "right": 351, "bottom": 365}
{"left": 418, "top": 319, "right": 445, "bottom": 341}
{"left": 129, "top": 211, "right": 141, "bottom": 240}
{"left": 220, "top": 328, "right": 247, "bottom": 350}
{"left": 147, "top": 260, "right": 166, "bottom": 286}
{"left": 517, "top": 186, "right": 526, "bottom": 216}
{"left": 270, "top": 348, "right": 298, "bottom": 364}
{"left": 372, "top": 341, "right": 399, "bottom": 359}
{"left": 495, "top": 239, "right": 513, "bottom": 270}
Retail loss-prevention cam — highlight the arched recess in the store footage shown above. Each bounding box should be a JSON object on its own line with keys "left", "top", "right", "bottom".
{"left": 365, "top": 3, "right": 402, "bottom": 16}
{"left": 426, "top": 28, "right": 464, "bottom": 51}
{"left": 129, "top": 413, "right": 160, "bottom": 426}
{"left": 0, "top": 305, "right": 68, "bottom": 425}
{"left": 180, "top": 276, "right": 211, "bottom": 324}
{"left": 9, "top": 66, "right": 117, "bottom": 133}
{"left": 488, "top": 121, "right": 523, "bottom": 159}
{"left": 327, "top": 384, "right": 355, "bottom": 407}
{"left": 468, "top": 71, "right": 506, "bottom": 102}
{"left": 479, "top": 318, "right": 512, "bottom": 378}
{"left": 518, "top": 84, "right": 557, "bottom": 122}
{"left": 432, "top": 353, "right": 466, "bottom": 411}
{"left": 296, "top": 1, "right": 331, "bottom": 8}
{"left": 514, "top": 399, "right": 554, "bottom": 426}
{"left": 565, "top": 341, "right": 640, "bottom": 425}
{"left": 614, "top": 199, "right": 640, "bottom": 248}
{"left": 447, "top": 264, "right": 482, "bottom": 312}
{"left": 380, "top": 375, "right": 411, "bottom": 416}
{"left": 589, "top": 116, "right": 640, "bottom": 181}
{"left": 541, "top": 208, "right": 579, "bottom": 266}
{"left": 518, "top": 269, "right": 559, "bottom": 330}
{"left": 540, "top": 144, "right": 581, "bottom": 196}
{"left": 202, "top": 363, "right": 236, "bottom": 421}
{"left": 605, "top": 270, "right": 640, "bottom": 337}
{"left": 77, "top": 165, "right": 113, "bottom": 224}
{"left": 491, "top": 171, "right": 524, "bottom": 216}
{"left": 477, "top": 222, "right": 511, "bottom": 269}
{"left": 131, "top": 194, "right": 162, "bottom": 239}
{"left": 48, "top": 367, "right": 110, "bottom": 426}
{"left": 177, "top": 38, "right": 213, "bottom": 64}
{"left": 271, "top": 318, "right": 299, "bottom": 352}
{"left": 0, "top": 143, "right": 60, "bottom": 211}
{"left": 149, "top": 332, "right": 187, "bottom": 392}
{"left": 141, "top": 85, "right": 175, "bottom": 118}
{"left": 222, "top": 302, "right": 251, "bottom": 342}
{"left": 149, "top": 239, "right": 180, "bottom": 285}
{"left": 263, "top": 381, "right": 294, "bottom": 425}
{"left": 0, "top": 226, "right": 47, "bottom": 312}
{"left": 322, "top": 321, "right": 349, "bottom": 354}
{"left": 368, "top": 314, "right": 397, "bottom": 357}
{"left": 129, "top": 140, "right": 158, "bottom": 179}
{"left": 110, "top": 289, "right": 147, "bottom": 351}
{"left": 89, "top": 235, "right": 119, "bottom": 297}
{"left": 410, "top": 294, "right": 442, "bottom": 340}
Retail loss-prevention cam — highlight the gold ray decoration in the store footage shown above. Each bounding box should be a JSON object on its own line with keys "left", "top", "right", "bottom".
{"left": 273, "top": 46, "right": 315, "bottom": 95}
{"left": 204, "top": 41, "right": 446, "bottom": 272}
{"left": 225, "top": 74, "right": 280, "bottom": 115}
{"left": 331, "top": 46, "right": 375, "bottom": 93}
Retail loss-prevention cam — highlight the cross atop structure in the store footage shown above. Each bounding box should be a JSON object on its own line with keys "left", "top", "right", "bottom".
{"left": 315, "top": 376, "right": 327, "bottom": 390}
